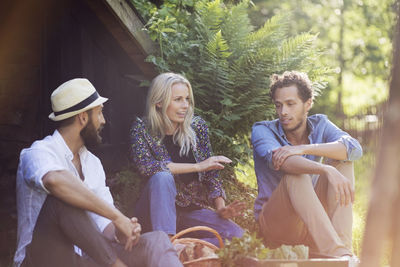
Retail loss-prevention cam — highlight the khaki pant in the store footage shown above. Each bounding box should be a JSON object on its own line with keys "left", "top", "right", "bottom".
{"left": 259, "top": 161, "right": 354, "bottom": 257}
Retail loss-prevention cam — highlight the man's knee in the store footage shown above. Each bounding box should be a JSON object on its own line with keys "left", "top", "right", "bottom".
{"left": 334, "top": 161, "right": 354, "bottom": 173}
{"left": 42, "top": 195, "right": 85, "bottom": 218}
{"left": 326, "top": 160, "right": 354, "bottom": 183}
{"left": 140, "top": 231, "right": 173, "bottom": 249}
{"left": 283, "top": 173, "right": 313, "bottom": 188}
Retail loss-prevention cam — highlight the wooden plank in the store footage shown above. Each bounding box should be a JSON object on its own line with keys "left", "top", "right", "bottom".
{"left": 103, "top": 0, "right": 156, "bottom": 55}
{"left": 84, "top": 0, "right": 157, "bottom": 78}
{"left": 237, "top": 257, "right": 350, "bottom": 267}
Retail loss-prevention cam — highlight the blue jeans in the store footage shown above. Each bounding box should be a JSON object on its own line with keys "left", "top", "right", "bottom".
{"left": 135, "top": 172, "right": 244, "bottom": 247}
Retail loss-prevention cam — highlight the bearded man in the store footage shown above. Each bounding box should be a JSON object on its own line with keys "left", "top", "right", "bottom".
{"left": 251, "top": 71, "right": 362, "bottom": 263}
{"left": 14, "top": 78, "right": 182, "bottom": 267}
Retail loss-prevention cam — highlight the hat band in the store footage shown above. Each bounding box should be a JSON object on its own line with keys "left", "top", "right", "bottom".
{"left": 54, "top": 91, "right": 99, "bottom": 116}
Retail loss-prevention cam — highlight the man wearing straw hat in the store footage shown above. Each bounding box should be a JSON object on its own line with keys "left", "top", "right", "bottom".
{"left": 14, "top": 78, "right": 182, "bottom": 267}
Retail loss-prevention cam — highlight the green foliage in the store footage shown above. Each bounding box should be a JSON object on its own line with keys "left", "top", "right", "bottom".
{"left": 132, "top": 0, "right": 328, "bottom": 165}
{"left": 217, "top": 232, "right": 309, "bottom": 266}
{"left": 108, "top": 167, "right": 143, "bottom": 217}
{"left": 217, "top": 232, "right": 270, "bottom": 266}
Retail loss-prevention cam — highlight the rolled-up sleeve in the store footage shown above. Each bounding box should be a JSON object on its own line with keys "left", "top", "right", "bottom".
{"left": 20, "top": 148, "right": 66, "bottom": 194}
{"left": 322, "top": 117, "right": 363, "bottom": 161}
{"left": 251, "top": 123, "right": 283, "bottom": 169}
{"left": 130, "top": 118, "right": 172, "bottom": 178}
{"left": 205, "top": 172, "right": 227, "bottom": 203}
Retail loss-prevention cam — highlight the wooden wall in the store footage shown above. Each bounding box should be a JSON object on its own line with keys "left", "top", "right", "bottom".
{"left": 0, "top": 0, "right": 155, "bottom": 263}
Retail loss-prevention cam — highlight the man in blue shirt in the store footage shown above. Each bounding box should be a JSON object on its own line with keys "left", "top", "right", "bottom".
{"left": 251, "top": 71, "right": 362, "bottom": 258}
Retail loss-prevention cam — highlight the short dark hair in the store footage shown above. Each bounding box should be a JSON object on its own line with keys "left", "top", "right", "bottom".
{"left": 56, "top": 109, "right": 93, "bottom": 128}
{"left": 269, "top": 71, "right": 313, "bottom": 102}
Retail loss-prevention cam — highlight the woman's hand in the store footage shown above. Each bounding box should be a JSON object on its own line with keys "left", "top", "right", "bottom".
{"left": 195, "top": 156, "right": 232, "bottom": 172}
{"left": 216, "top": 200, "right": 246, "bottom": 220}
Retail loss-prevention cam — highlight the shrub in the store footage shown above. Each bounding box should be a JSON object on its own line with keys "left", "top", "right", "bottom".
{"left": 107, "top": 167, "right": 143, "bottom": 217}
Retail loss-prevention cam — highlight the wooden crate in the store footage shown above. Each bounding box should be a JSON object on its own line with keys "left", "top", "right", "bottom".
{"left": 236, "top": 257, "right": 350, "bottom": 267}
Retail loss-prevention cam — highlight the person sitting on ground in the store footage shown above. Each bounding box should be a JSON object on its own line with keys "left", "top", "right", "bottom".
{"left": 130, "top": 72, "right": 245, "bottom": 247}
{"left": 14, "top": 78, "right": 182, "bottom": 267}
{"left": 251, "top": 71, "right": 363, "bottom": 259}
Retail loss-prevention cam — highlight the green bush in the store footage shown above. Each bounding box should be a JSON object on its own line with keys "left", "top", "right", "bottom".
{"left": 108, "top": 167, "right": 143, "bottom": 217}
{"left": 132, "top": 0, "right": 329, "bottom": 165}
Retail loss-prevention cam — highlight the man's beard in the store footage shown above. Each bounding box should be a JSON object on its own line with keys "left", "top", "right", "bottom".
{"left": 80, "top": 119, "right": 103, "bottom": 149}
{"left": 286, "top": 118, "right": 305, "bottom": 132}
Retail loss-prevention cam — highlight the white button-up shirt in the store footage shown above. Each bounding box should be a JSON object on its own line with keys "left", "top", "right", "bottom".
{"left": 14, "top": 130, "right": 114, "bottom": 267}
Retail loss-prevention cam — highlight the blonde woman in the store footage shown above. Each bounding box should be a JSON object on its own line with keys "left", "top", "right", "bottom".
{"left": 130, "top": 72, "right": 244, "bottom": 246}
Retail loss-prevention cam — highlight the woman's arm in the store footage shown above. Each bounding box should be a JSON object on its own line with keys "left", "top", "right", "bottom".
{"left": 167, "top": 156, "right": 231, "bottom": 174}
{"left": 130, "top": 118, "right": 171, "bottom": 177}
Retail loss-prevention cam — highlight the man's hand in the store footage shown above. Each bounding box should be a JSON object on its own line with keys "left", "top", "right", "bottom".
{"left": 113, "top": 215, "right": 140, "bottom": 251}
{"left": 216, "top": 200, "right": 246, "bottom": 220}
{"left": 272, "top": 145, "right": 304, "bottom": 170}
{"left": 195, "top": 156, "right": 232, "bottom": 172}
{"left": 129, "top": 217, "right": 141, "bottom": 247}
{"left": 323, "top": 165, "right": 354, "bottom": 206}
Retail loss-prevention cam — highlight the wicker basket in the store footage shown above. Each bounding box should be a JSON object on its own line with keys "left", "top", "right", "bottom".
{"left": 170, "top": 226, "right": 224, "bottom": 267}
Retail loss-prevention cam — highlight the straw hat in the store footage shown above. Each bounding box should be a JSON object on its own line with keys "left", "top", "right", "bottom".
{"left": 48, "top": 78, "right": 108, "bottom": 121}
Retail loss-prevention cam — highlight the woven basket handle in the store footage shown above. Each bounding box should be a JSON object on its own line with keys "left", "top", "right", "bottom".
{"left": 170, "top": 226, "right": 224, "bottom": 248}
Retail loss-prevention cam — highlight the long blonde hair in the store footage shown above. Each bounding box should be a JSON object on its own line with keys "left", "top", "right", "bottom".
{"left": 145, "top": 72, "right": 196, "bottom": 156}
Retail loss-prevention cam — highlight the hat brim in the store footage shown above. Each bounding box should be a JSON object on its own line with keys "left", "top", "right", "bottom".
{"left": 49, "top": 96, "right": 108, "bottom": 121}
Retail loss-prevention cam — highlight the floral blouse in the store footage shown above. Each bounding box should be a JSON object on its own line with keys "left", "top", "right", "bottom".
{"left": 129, "top": 116, "right": 226, "bottom": 209}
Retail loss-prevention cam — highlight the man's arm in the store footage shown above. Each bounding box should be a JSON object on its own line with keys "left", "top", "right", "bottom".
{"left": 301, "top": 142, "right": 347, "bottom": 159}
{"left": 43, "top": 170, "right": 136, "bottom": 250}
{"left": 272, "top": 141, "right": 347, "bottom": 170}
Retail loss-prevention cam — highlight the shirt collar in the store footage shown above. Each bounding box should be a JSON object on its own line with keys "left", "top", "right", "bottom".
{"left": 307, "top": 117, "right": 315, "bottom": 137}
{"left": 53, "top": 130, "right": 88, "bottom": 161}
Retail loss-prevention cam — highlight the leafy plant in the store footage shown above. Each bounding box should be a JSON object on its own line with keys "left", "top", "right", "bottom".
{"left": 217, "top": 231, "right": 270, "bottom": 266}
{"left": 107, "top": 167, "right": 143, "bottom": 217}
{"left": 131, "top": 0, "right": 329, "bottom": 165}
{"left": 217, "top": 231, "right": 309, "bottom": 266}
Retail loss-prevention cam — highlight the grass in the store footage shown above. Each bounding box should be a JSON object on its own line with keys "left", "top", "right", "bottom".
{"left": 352, "top": 149, "right": 374, "bottom": 257}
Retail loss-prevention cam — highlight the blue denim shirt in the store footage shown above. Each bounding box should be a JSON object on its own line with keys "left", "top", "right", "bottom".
{"left": 251, "top": 114, "right": 363, "bottom": 220}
